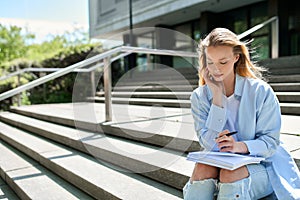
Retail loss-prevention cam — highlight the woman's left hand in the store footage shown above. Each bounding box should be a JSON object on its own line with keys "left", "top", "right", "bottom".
{"left": 215, "top": 130, "right": 249, "bottom": 154}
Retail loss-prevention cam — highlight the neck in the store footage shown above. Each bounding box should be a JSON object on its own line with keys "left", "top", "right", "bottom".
{"left": 223, "top": 74, "right": 235, "bottom": 97}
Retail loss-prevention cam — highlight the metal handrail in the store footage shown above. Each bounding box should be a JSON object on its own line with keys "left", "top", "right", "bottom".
{"left": 237, "top": 16, "right": 277, "bottom": 39}
{"left": 0, "top": 47, "right": 121, "bottom": 101}
{"left": 237, "top": 16, "right": 278, "bottom": 58}
{"left": 0, "top": 47, "right": 196, "bottom": 101}
{"left": 0, "top": 52, "right": 131, "bottom": 83}
{"left": 0, "top": 46, "right": 198, "bottom": 121}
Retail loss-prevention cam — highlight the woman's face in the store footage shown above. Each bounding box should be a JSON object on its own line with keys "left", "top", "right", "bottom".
{"left": 205, "top": 45, "right": 239, "bottom": 82}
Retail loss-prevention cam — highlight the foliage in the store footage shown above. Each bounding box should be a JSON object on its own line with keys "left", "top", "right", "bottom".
{"left": 0, "top": 24, "right": 35, "bottom": 69}
{"left": 0, "top": 23, "right": 103, "bottom": 110}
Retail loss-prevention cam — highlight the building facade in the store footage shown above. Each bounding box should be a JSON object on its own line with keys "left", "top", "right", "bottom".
{"left": 89, "top": 0, "right": 300, "bottom": 60}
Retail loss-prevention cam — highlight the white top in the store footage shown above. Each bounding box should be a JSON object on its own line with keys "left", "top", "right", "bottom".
{"left": 224, "top": 94, "right": 240, "bottom": 141}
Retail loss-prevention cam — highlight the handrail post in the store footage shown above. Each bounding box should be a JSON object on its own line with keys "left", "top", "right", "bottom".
{"left": 146, "top": 53, "right": 151, "bottom": 71}
{"left": 103, "top": 57, "right": 112, "bottom": 122}
{"left": 17, "top": 69, "right": 21, "bottom": 106}
{"left": 271, "top": 17, "right": 279, "bottom": 58}
{"left": 90, "top": 70, "right": 96, "bottom": 97}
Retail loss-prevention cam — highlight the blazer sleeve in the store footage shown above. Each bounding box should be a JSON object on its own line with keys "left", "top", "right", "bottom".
{"left": 243, "top": 86, "right": 281, "bottom": 158}
{"left": 190, "top": 87, "right": 227, "bottom": 151}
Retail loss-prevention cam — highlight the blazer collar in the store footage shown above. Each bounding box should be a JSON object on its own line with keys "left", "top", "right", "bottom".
{"left": 206, "top": 74, "right": 245, "bottom": 100}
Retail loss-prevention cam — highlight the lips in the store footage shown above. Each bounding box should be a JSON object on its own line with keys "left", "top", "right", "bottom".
{"left": 213, "top": 74, "right": 223, "bottom": 78}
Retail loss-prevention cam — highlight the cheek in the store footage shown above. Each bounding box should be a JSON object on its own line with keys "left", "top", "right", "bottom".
{"left": 207, "top": 65, "right": 216, "bottom": 74}
{"left": 207, "top": 63, "right": 219, "bottom": 70}
{"left": 224, "top": 63, "right": 234, "bottom": 72}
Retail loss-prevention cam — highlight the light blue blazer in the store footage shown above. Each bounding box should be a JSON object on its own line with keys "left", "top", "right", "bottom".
{"left": 190, "top": 74, "right": 300, "bottom": 200}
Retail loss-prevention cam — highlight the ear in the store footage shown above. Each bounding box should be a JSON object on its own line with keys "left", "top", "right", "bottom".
{"left": 234, "top": 54, "right": 240, "bottom": 63}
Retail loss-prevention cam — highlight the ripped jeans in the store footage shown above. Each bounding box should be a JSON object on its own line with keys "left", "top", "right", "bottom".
{"left": 183, "top": 163, "right": 274, "bottom": 200}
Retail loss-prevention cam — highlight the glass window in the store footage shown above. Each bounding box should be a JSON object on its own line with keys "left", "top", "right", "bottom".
{"left": 174, "top": 23, "right": 193, "bottom": 51}
{"left": 290, "top": 33, "right": 300, "bottom": 55}
{"left": 251, "top": 36, "right": 269, "bottom": 60}
{"left": 288, "top": 6, "right": 300, "bottom": 55}
{"left": 221, "top": 9, "right": 247, "bottom": 34}
{"left": 193, "top": 20, "right": 201, "bottom": 41}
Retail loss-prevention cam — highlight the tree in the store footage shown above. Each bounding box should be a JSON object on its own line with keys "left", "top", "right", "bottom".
{"left": 0, "top": 24, "right": 34, "bottom": 65}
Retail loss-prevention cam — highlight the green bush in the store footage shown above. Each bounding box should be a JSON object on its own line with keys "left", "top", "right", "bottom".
{"left": 0, "top": 24, "right": 103, "bottom": 110}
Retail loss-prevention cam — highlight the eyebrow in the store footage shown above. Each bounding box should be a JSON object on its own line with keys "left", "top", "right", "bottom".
{"left": 207, "top": 57, "right": 230, "bottom": 61}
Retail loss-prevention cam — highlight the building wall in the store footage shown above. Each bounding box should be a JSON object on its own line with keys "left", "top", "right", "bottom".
{"left": 89, "top": 0, "right": 300, "bottom": 57}
{"left": 89, "top": 0, "right": 263, "bottom": 39}
{"left": 89, "top": 0, "right": 206, "bottom": 39}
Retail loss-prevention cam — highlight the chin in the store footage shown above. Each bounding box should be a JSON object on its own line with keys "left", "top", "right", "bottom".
{"left": 213, "top": 76, "right": 224, "bottom": 82}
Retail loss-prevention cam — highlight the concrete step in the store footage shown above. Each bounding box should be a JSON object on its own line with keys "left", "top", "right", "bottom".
{"left": 95, "top": 91, "right": 300, "bottom": 103}
{"left": 112, "top": 80, "right": 299, "bottom": 93}
{"left": 0, "top": 174, "right": 19, "bottom": 200}
{"left": 270, "top": 83, "right": 300, "bottom": 92}
{"left": 268, "top": 75, "right": 300, "bottom": 83}
{"left": 0, "top": 112, "right": 195, "bottom": 190}
{"left": 113, "top": 85, "right": 197, "bottom": 92}
{"left": 90, "top": 96, "right": 300, "bottom": 115}
{"left": 280, "top": 103, "right": 300, "bottom": 115}
{"left": 268, "top": 68, "right": 300, "bottom": 75}
{"left": 114, "top": 79, "right": 198, "bottom": 87}
{"left": 91, "top": 97, "right": 191, "bottom": 108}
{"left": 122, "top": 67, "right": 197, "bottom": 79}
{"left": 115, "top": 67, "right": 198, "bottom": 86}
{"left": 96, "top": 91, "right": 192, "bottom": 100}
{"left": 276, "top": 92, "right": 300, "bottom": 103}
{"left": 0, "top": 140, "right": 93, "bottom": 200}
{"left": 117, "top": 73, "right": 198, "bottom": 82}
{"left": 8, "top": 104, "right": 200, "bottom": 152}
{"left": 259, "top": 55, "right": 300, "bottom": 75}
{"left": 0, "top": 121, "right": 183, "bottom": 200}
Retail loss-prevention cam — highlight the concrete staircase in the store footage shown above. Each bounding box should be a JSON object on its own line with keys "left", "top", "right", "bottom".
{"left": 269, "top": 75, "right": 300, "bottom": 115}
{"left": 0, "top": 102, "right": 299, "bottom": 199}
{"left": 93, "top": 67, "right": 197, "bottom": 108}
{"left": 260, "top": 53, "right": 300, "bottom": 115}
{"left": 0, "top": 103, "right": 199, "bottom": 199}
{"left": 92, "top": 56, "right": 300, "bottom": 115}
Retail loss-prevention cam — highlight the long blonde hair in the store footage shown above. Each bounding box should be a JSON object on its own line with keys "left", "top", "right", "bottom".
{"left": 198, "top": 28, "right": 265, "bottom": 85}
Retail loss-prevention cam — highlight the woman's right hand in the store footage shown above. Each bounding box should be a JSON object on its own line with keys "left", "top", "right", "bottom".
{"left": 203, "top": 68, "right": 224, "bottom": 107}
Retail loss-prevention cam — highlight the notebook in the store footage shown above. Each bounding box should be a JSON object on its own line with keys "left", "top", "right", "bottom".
{"left": 186, "top": 151, "right": 265, "bottom": 170}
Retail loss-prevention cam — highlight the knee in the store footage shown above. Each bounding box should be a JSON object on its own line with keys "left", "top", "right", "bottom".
{"left": 219, "top": 169, "right": 235, "bottom": 183}
{"left": 191, "top": 163, "right": 219, "bottom": 181}
{"left": 219, "top": 167, "right": 249, "bottom": 183}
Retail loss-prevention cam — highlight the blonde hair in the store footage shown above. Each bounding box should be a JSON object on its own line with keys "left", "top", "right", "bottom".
{"left": 198, "top": 28, "right": 265, "bottom": 85}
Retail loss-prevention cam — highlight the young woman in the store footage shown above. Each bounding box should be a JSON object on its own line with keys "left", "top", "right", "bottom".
{"left": 183, "top": 28, "right": 300, "bottom": 200}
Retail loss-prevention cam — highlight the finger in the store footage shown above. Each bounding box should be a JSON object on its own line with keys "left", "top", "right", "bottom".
{"left": 215, "top": 136, "right": 227, "bottom": 143}
{"left": 203, "top": 68, "right": 210, "bottom": 82}
{"left": 218, "top": 141, "right": 233, "bottom": 149}
{"left": 219, "top": 146, "right": 233, "bottom": 152}
{"left": 218, "top": 130, "right": 230, "bottom": 137}
{"left": 215, "top": 130, "right": 230, "bottom": 142}
{"left": 215, "top": 135, "right": 230, "bottom": 143}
